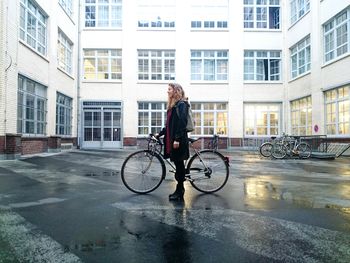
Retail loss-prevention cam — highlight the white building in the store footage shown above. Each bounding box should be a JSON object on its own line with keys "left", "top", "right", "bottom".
{"left": 0, "top": 0, "right": 79, "bottom": 158}
{"left": 0, "top": 0, "right": 349, "bottom": 158}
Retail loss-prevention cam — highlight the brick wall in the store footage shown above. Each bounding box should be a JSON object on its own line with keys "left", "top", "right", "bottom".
{"left": 0, "top": 136, "right": 5, "bottom": 154}
{"left": 21, "top": 137, "right": 48, "bottom": 155}
{"left": 123, "top": 137, "right": 137, "bottom": 147}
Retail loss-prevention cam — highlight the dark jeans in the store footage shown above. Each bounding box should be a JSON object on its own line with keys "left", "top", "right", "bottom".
{"left": 174, "top": 160, "right": 185, "bottom": 184}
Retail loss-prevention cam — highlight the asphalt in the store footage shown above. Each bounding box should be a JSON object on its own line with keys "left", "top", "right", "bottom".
{"left": 0, "top": 149, "right": 349, "bottom": 263}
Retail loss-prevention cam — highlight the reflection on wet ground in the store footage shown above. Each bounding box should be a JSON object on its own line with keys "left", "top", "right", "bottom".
{"left": 1, "top": 150, "right": 350, "bottom": 262}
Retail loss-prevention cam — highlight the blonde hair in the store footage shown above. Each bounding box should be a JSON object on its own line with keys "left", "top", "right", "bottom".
{"left": 167, "top": 83, "right": 185, "bottom": 110}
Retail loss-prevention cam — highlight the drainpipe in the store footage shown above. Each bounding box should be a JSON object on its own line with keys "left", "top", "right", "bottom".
{"left": 3, "top": 0, "right": 12, "bottom": 151}
{"left": 76, "top": 0, "right": 82, "bottom": 149}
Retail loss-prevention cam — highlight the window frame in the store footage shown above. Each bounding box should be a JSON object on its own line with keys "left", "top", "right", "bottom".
{"left": 290, "top": 0, "right": 310, "bottom": 25}
{"left": 137, "top": 102, "right": 167, "bottom": 136}
{"left": 137, "top": 0, "right": 176, "bottom": 30}
{"left": 84, "top": 0, "right": 122, "bottom": 28}
{"left": 59, "top": 0, "right": 73, "bottom": 17}
{"left": 324, "top": 86, "right": 350, "bottom": 136}
{"left": 290, "top": 96, "right": 312, "bottom": 136}
{"left": 290, "top": 35, "right": 311, "bottom": 80}
{"left": 190, "top": 0, "right": 229, "bottom": 31}
{"left": 83, "top": 49, "right": 122, "bottom": 81}
{"left": 19, "top": 0, "right": 48, "bottom": 56}
{"left": 58, "top": 29, "right": 73, "bottom": 75}
{"left": 323, "top": 8, "right": 350, "bottom": 64}
{"left": 243, "top": 0, "right": 281, "bottom": 30}
{"left": 190, "top": 50, "right": 228, "bottom": 82}
{"left": 17, "top": 75, "right": 47, "bottom": 135}
{"left": 191, "top": 102, "right": 228, "bottom": 136}
{"left": 56, "top": 92, "right": 73, "bottom": 136}
{"left": 137, "top": 50, "right": 176, "bottom": 82}
{"left": 244, "top": 50, "right": 282, "bottom": 82}
{"left": 244, "top": 103, "right": 282, "bottom": 137}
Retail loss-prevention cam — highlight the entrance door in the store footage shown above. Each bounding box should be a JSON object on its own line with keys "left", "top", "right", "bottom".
{"left": 81, "top": 101, "right": 122, "bottom": 149}
{"left": 102, "top": 110, "right": 121, "bottom": 148}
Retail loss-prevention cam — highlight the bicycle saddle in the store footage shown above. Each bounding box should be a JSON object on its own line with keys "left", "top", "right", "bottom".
{"left": 189, "top": 138, "right": 199, "bottom": 143}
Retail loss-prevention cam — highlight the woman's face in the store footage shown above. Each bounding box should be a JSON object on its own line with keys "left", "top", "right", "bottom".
{"left": 167, "top": 85, "right": 174, "bottom": 98}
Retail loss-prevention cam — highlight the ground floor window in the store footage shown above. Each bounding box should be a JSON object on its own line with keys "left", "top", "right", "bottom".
{"left": 17, "top": 75, "right": 47, "bottom": 135}
{"left": 290, "top": 96, "right": 312, "bottom": 135}
{"left": 325, "top": 85, "right": 350, "bottom": 135}
{"left": 138, "top": 102, "right": 167, "bottom": 135}
{"left": 191, "top": 102, "right": 228, "bottom": 136}
{"left": 244, "top": 103, "right": 281, "bottom": 136}
{"left": 56, "top": 92, "right": 73, "bottom": 135}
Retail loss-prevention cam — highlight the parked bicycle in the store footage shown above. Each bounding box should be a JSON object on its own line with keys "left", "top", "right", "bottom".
{"left": 272, "top": 134, "right": 311, "bottom": 159}
{"left": 259, "top": 136, "right": 277, "bottom": 158}
{"left": 121, "top": 134, "right": 230, "bottom": 194}
{"left": 207, "top": 134, "right": 219, "bottom": 151}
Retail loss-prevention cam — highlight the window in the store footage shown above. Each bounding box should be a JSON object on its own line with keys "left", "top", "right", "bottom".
{"left": 137, "top": 0, "right": 175, "bottom": 29}
{"left": 19, "top": 0, "right": 47, "bottom": 56}
{"left": 17, "top": 75, "right": 47, "bottom": 135}
{"left": 58, "top": 30, "right": 73, "bottom": 74}
{"left": 83, "top": 49, "right": 122, "bottom": 80}
{"left": 290, "top": 96, "right": 312, "bottom": 135}
{"left": 138, "top": 102, "right": 167, "bottom": 135}
{"left": 191, "top": 50, "right": 228, "bottom": 81}
{"left": 244, "top": 50, "right": 281, "bottom": 81}
{"left": 323, "top": 8, "right": 350, "bottom": 63}
{"left": 190, "top": 0, "right": 228, "bottom": 30}
{"left": 325, "top": 86, "right": 350, "bottom": 135}
{"left": 59, "top": 0, "right": 73, "bottom": 17}
{"left": 138, "top": 50, "right": 175, "bottom": 81}
{"left": 290, "top": 35, "right": 311, "bottom": 79}
{"left": 290, "top": 0, "right": 310, "bottom": 24}
{"left": 244, "top": 103, "right": 281, "bottom": 136}
{"left": 56, "top": 93, "right": 73, "bottom": 135}
{"left": 191, "top": 103, "right": 228, "bottom": 135}
{"left": 85, "top": 0, "right": 122, "bottom": 28}
{"left": 244, "top": 0, "right": 280, "bottom": 29}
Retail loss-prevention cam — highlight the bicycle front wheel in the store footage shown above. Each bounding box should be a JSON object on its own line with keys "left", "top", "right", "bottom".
{"left": 297, "top": 142, "right": 311, "bottom": 159}
{"left": 187, "top": 150, "right": 229, "bottom": 193}
{"left": 259, "top": 142, "right": 273, "bottom": 157}
{"left": 121, "top": 150, "right": 165, "bottom": 194}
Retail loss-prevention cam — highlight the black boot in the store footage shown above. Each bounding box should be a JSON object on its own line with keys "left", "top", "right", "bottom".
{"left": 169, "top": 184, "right": 185, "bottom": 201}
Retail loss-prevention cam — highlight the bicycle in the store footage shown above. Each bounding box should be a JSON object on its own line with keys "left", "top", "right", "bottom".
{"left": 271, "top": 134, "right": 311, "bottom": 159}
{"left": 259, "top": 136, "right": 277, "bottom": 158}
{"left": 121, "top": 134, "right": 230, "bottom": 194}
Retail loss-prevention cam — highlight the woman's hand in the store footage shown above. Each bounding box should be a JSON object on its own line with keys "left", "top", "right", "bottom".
{"left": 173, "top": 141, "right": 180, "bottom": 149}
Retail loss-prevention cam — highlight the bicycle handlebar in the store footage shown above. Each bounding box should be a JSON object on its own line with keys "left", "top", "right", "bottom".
{"left": 149, "top": 133, "right": 163, "bottom": 145}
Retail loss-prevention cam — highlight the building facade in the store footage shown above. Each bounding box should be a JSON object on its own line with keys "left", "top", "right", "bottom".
{"left": 0, "top": 0, "right": 349, "bottom": 158}
{"left": 0, "top": 0, "right": 79, "bottom": 159}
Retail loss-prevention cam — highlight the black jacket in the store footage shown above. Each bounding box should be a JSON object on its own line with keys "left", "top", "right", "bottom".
{"left": 159, "top": 100, "right": 190, "bottom": 161}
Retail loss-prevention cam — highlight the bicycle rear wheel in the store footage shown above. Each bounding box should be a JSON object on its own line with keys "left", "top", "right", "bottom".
{"left": 187, "top": 150, "right": 229, "bottom": 193}
{"left": 121, "top": 150, "right": 165, "bottom": 194}
{"left": 259, "top": 142, "right": 273, "bottom": 157}
{"left": 297, "top": 142, "right": 311, "bottom": 159}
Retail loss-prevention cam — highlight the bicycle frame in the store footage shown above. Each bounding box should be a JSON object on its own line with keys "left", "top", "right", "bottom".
{"left": 147, "top": 135, "right": 212, "bottom": 181}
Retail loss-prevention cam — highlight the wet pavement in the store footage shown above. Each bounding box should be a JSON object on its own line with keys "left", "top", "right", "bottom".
{"left": 0, "top": 149, "right": 350, "bottom": 263}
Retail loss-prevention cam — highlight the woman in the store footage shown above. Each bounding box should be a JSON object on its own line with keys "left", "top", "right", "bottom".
{"left": 156, "top": 83, "right": 190, "bottom": 201}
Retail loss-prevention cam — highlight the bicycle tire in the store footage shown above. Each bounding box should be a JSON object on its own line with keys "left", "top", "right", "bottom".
{"left": 186, "top": 150, "right": 229, "bottom": 193}
{"left": 297, "top": 142, "right": 311, "bottom": 159}
{"left": 259, "top": 142, "right": 273, "bottom": 157}
{"left": 121, "top": 150, "right": 165, "bottom": 194}
{"left": 272, "top": 143, "right": 287, "bottom": 159}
